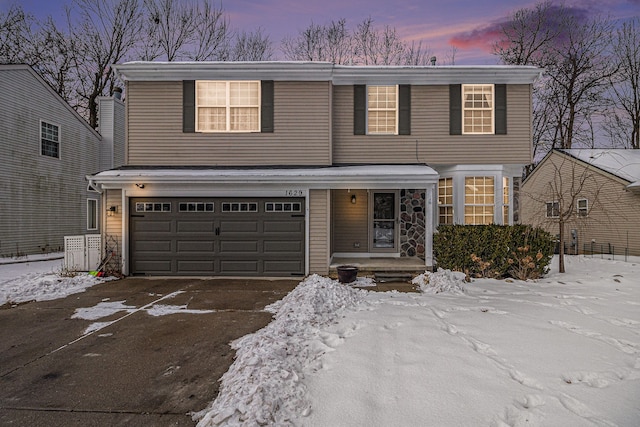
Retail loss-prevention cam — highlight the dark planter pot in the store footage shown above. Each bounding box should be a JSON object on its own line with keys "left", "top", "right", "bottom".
{"left": 337, "top": 265, "right": 358, "bottom": 284}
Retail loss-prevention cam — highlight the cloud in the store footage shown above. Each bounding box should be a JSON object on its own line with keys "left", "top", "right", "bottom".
{"left": 448, "top": 3, "right": 595, "bottom": 54}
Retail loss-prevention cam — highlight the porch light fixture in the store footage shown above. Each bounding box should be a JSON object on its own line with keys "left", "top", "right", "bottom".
{"left": 351, "top": 194, "right": 357, "bottom": 204}
{"left": 135, "top": 183, "right": 145, "bottom": 189}
{"left": 107, "top": 206, "right": 118, "bottom": 216}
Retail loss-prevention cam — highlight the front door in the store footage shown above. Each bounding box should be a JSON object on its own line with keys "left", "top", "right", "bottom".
{"left": 371, "top": 192, "right": 397, "bottom": 252}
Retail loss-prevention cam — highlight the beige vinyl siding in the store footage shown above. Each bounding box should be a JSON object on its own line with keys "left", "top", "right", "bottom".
{"left": 0, "top": 67, "right": 103, "bottom": 256}
{"left": 126, "top": 81, "right": 331, "bottom": 166}
{"left": 309, "top": 189, "right": 330, "bottom": 275}
{"left": 521, "top": 151, "right": 640, "bottom": 256}
{"left": 332, "top": 84, "right": 532, "bottom": 165}
{"left": 331, "top": 189, "right": 369, "bottom": 253}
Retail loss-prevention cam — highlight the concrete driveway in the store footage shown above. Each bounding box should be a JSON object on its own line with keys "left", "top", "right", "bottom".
{"left": 0, "top": 277, "right": 299, "bottom": 426}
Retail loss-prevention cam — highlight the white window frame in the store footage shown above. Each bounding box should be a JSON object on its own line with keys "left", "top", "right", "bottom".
{"left": 438, "top": 177, "right": 454, "bottom": 225}
{"left": 87, "top": 199, "right": 98, "bottom": 230}
{"left": 576, "top": 198, "right": 588, "bottom": 217}
{"left": 367, "top": 85, "right": 398, "bottom": 135}
{"left": 196, "top": 81, "right": 261, "bottom": 133}
{"left": 464, "top": 176, "right": 495, "bottom": 225}
{"left": 462, "top": 84, "right": 494, "bottom": 135}
{"left": 546, "top": 201, "right": 560, "bottom": 218}
{"left": 40, "top": 120, "right": 61, "bottom": 158}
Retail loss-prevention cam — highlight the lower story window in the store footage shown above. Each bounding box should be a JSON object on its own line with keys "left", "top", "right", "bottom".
{"left": 503, "top": 177, "right": 510, "bottom": 225}
{"left": 546, "top": 201, "right": 559, "bottom": 218}
{"left": 438, "top": 177, "right": 454, "bottom": 225}
{"left": 87, "top": 199, "right": 97, "bottom": 230}
{"left": 464, "top": 176, "right": 495, "bottom": 225}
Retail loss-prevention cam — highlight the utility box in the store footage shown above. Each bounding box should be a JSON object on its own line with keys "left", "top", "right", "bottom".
{"left": 64, "top": 235, "right": 101, "bottom": 271}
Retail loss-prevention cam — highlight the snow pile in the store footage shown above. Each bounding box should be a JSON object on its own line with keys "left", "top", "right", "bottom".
{"left": 412, "top": 268, "right": 467, "bottom": 294}
{"left": 0, "top": 271, "right": 111, "bottom": 306}
{"left": 193, "top": 274, "right": 367, "bottom": 427}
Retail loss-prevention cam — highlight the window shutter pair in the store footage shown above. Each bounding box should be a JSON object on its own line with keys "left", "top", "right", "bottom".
{"left": 182, "top": 80, "right": 274, "bottom": 133}
{"left": 353, "top": 85, "right": 411, "bottom": 135}
{"left": 449, "top": 84, "right": 507, "bottom": 135}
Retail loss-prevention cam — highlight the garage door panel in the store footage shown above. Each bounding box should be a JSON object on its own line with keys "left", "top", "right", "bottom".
{"left": 220, "top": 260, "right": 259, "bottom": 273}
{"left": 176, "top": 240, "right": 215, "bottom": 252}
{"left": 220, "top": 221, "right": 259, "bottom": 233}
{"left": 177, "top": 260, "right": 215, "bottom": 272}
{"left": 134, "top": 260, "right": 173, "bottom": 273}
{"left": 134, "top": 220, "right": 173, "bottom": 233}
{"left": 220, "top": 240, "right": 259, "bottom": 253}
{"left": 263, "top": 220, "right": 303, "bottom": 233}
{"left": 135, "top": 240, "right": 173, "bottom": 252}
{"left": 263, "top": 260, "right": 303, "bottom": 274}
{"left": 176, "top": 221, "right": 216, "bottom": 233}
{"left": 264, "top": 240, "right": 303, "bottom": 252}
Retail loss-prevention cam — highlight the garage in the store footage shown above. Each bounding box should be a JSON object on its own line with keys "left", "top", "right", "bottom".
{"left": 129, "top": 197, "right": 305, "bottom": 276}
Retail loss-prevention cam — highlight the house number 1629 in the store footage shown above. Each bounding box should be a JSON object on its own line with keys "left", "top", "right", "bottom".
{"left": 285, "top": 190, "right": 304, "bottom": 197}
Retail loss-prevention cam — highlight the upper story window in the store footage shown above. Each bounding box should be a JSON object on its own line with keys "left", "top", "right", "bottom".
{"left": 196, "top": 81, "right": 260, "bottom": 132}
{"left": 41, "top": 121, "right": 60, "bottom": 158}
{"left": 463, "top": 85, "right": 494, "bottom": 134}
{"left": 368, "top": 85, "right": 397, "bottom": 134}
{"left": 546, "top": 201, "right": 560, "bottom": 218}
{"left": 577, "top": 198, "right": 588, "bottom": 217}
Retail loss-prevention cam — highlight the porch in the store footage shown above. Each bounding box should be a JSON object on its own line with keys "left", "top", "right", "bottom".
{"left": 329, "top": 256, "right": 428, "bottom": 280}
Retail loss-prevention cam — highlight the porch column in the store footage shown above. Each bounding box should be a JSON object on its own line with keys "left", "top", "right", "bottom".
{"left": 425, "top": 184, "right": 436, "bottom": 268}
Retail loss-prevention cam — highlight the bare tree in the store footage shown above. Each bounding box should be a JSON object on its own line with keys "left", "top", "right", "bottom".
{"left": 606, "top": 18, "right": 640, "bottom": 149}
{"left": 72, "top": 0, "right": 143, "bottom": 127}
{"left": 229, "top": 28, "right": 273, "bottom": 61}
{"left": 494, "top": 2, "right": 618, "bottom": 153}
{"left": 0, "top": 4, "right": 36, "bottom": 63}
{"left": 282, "top": 19, "right": 351, "bottom": 63}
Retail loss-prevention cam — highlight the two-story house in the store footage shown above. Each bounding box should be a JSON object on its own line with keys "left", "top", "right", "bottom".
{"left": 0, "top": 64, "right": 124, "bottom": 258}
{"left": 88, "top": 62, "right": 540, "bottom": 277}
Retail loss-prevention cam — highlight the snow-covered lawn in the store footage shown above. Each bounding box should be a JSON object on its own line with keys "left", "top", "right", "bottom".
{"left": 2, "top": 255, "right": 639, "bottom": 426}
{"left": 195, "top": 256, "right": 640, "bottom": 427}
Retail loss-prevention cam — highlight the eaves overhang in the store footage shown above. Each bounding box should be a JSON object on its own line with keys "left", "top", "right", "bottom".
{"left": 113, "top": 61, "right": 542, "bottom": 85}
{"left": 87, "top": 165, "right": 439, "bottom": 190}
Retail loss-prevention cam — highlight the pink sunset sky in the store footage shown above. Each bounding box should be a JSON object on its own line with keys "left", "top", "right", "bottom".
{"left": 6, "top": 0, "right": 640, "bottom": 64}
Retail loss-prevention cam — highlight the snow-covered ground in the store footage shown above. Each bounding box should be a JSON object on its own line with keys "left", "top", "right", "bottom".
{"left": 2, "top": 255, "right": 639, "bottom": 426}
{"left": 194, "top": 256, "right": 640, "bottom": 427}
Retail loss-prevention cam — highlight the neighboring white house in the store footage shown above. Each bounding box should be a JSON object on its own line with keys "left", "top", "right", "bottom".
{"left": 0, "top": 64, "right": 124, "bottom": 257}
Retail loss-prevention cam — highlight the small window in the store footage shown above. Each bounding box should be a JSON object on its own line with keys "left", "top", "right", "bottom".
{"left": 368, "top": 85, "right": 397, "bottom": 134}
{"left": 179, "top": 202, "right": 214, "bottom": 212}
{"left": 222, "top": 202, "right": 258, "bottom": 212}
{"left": 136, "top": 202, "right": 171, "bottom": 212}
{"left": 265, "top": 202, "right": 302, "bottom": 213}
{"left": 438, "top": 177, "right": 454, "bottom": 225}
{"left": 87, "top": 199, "right": 98, "bottom": 230}
{"left": 41, "top": 121, "right": 60, "bottom": 158}
{"left": 577, "top": 199, "right": 588, "bottom": 217}
{"left": 503, "top": 177, "right": 510, "bottom": 225}
{"left": 546, "top": 201, "right": 560, "bottom": 218}
{"left": 462, "top": 85, "right": 494, "bottom": 134}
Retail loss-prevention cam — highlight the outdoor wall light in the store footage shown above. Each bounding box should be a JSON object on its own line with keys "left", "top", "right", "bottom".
{"left": 107, "top": 206, "right": 118, "bottom": 216}
{"left": 351, "top": 194, "right": 357, "bottom": 204}
{"left": 135, "top": 183, "right": 145, "bottom": 189}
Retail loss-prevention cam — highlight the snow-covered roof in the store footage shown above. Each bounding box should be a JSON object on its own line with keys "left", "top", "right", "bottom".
{"left": 113, "top": 61, "right": 542, "bottom": 85}
{"left": 560, "top": 149, "right": 640, "bottom": 191}
{"left": 88, "top": 164, "right": 439, "bottom": 189}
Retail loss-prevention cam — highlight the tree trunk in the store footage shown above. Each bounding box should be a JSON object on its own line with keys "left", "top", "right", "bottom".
{"left": 558, "top": 219, "right": 565, "bottom": 273}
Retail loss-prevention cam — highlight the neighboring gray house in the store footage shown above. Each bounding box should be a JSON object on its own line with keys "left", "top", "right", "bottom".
{"left": 0, "top": 64, "right": 124, "bottom": 257}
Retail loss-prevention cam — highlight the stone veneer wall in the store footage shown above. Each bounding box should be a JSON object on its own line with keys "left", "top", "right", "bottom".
{"left": 400, "top": 189, "right": 426, "bottom": 258}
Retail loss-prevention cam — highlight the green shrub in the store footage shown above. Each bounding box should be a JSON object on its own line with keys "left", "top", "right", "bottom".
{"left": 434, "top": 224, "right": 555, "bottom": 280}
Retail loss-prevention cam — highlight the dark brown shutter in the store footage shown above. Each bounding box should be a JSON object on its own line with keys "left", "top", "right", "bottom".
{"left": 495, "top": 84, "right": 507, "bottom": 135}
{"left": 449, "top": 84, "right": 461, "bottom": 135}
{"left": 399, "top": 85, "right": 411, "bottom": 135}
{"left": 183, "top": 80, "right": 195, "bottom": 133}
{"left": 354, "top": 85, "right": 366, "bottom": 135}
{"left": 261, "top": 80, "right": 274, "bottom": 133}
